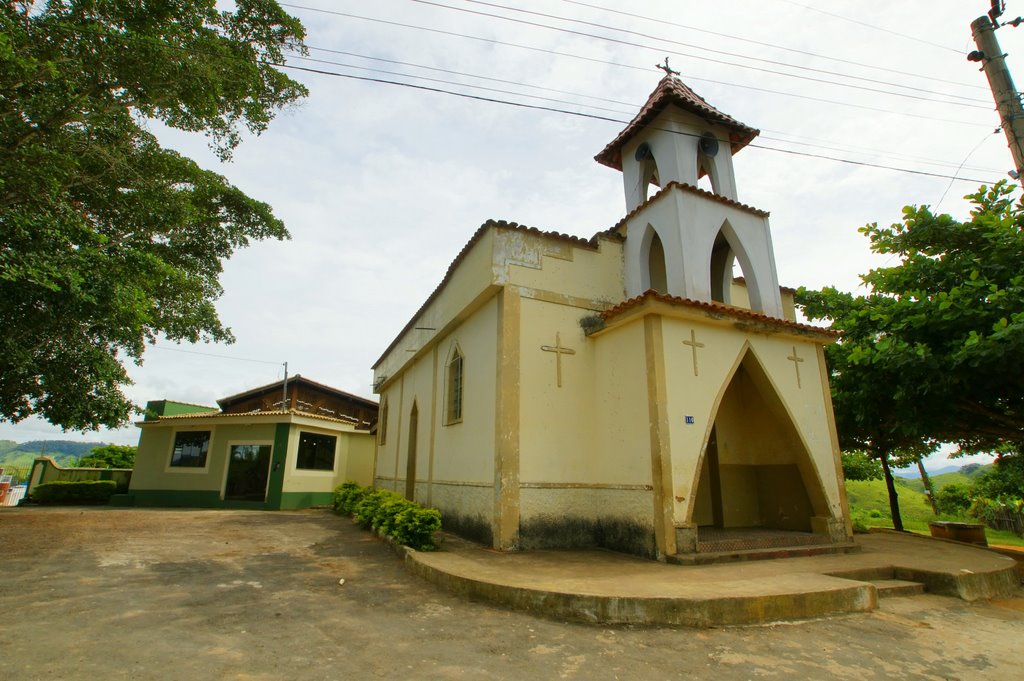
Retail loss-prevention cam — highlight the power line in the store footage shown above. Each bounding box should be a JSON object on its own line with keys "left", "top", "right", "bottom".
{"left": 556, "top": 0, "right": 985, "bottom": 91}
{"left": 149, "top": 344, "right": 284, "bottom": 366}
{"left": 444, "top": 0, "right": 988, "bottom": 102}
{"left": 406, "top": 0, "right": 991, "bottom": 108}
{"left": 305, "top": 44, "right": 637, "bottom": 108}
{"left": 775, "top": 0, "right": 966, "bottom": 54}
{"left": 284, "top": 2, "right": 988, "bottom": 109}
{"left": 299, "top": 45, "right": 1002, "bottom": 172}
{"left": 284, "top": 6, "right": 990, "bottom": 128}
{"left": 275, "top": 60, "right": 998, "bottom": 184}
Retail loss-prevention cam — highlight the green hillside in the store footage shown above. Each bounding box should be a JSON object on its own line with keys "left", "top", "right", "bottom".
{"left": 845, "top": 476, "right": 1023, "bottom": 547}
{"left": 0, "top": 440, "right": 106, "bottom": 470}
{"left": 899, "top": 465, "right": 991, "bottom": 494}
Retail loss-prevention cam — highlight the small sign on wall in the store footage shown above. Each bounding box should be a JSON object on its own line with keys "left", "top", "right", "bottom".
{"left": 684, "top": 415, "right": 695, "bottom": 425}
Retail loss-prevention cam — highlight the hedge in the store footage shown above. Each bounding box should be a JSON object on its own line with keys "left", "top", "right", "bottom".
{"left": 31, "top": 480, "right": 118, "bottom": 505}
{"left": 333, "top": 482, "right": 442, "bottom": 551}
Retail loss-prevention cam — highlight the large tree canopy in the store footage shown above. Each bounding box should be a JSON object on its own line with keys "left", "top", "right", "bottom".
{"left": 796, "top": 182, "right": 1024, "bottom": 528}
{"left": 0, "top": 1, "right": 307, "bottom": 430}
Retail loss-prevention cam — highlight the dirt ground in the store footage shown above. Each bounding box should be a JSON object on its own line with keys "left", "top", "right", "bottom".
{"left": 1, "top": 508, "right": 1022, "bottom": 680}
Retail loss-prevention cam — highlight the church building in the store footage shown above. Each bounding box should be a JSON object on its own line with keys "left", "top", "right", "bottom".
{"left": 372, "top": 75, "right": 852, "bottom": 561}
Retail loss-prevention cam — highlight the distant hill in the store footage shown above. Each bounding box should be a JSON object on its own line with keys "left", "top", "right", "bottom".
{"left": 900, "top": 464, "right": 993, "bottom": 494}
{"left": 0, "top": 440, "right": 107, "bottom": 470}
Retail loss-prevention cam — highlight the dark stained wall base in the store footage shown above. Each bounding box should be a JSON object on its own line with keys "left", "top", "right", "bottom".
{"left": 519, "top": 515, "right": 657, "bottom": 559}
{"left": 441, "top": 512, "right": 494, "bottom": 547}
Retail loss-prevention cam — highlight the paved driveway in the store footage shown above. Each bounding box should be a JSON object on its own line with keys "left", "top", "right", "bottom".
{"left": 1, "top": 507, "right": 1022, "bottom": 680}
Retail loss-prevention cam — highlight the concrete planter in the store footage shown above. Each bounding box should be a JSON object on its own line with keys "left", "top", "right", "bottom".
{"left": 929, "top": 521, "right": 988, "bottom": 546}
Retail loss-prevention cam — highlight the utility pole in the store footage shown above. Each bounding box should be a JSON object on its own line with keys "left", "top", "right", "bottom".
{"left": 969, "top": 3, "right": 1024, "bottom": 178}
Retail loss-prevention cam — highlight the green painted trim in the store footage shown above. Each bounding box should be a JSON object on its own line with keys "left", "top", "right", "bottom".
{"left": 264, "top": 423, "right": 290, "bottom": 510}
{"left": 279, "top": 491, "right": 335, "bottom": 509}
{"left": 128, "top": 489, "right": 332, "bottom": 510}
{"left": 131, "top": 490, "right": 223, "bottom": 508}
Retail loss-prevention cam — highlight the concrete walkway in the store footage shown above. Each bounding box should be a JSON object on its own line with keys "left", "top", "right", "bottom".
{"left": 406, "top": 531, "right": 1021, "bottom": 627}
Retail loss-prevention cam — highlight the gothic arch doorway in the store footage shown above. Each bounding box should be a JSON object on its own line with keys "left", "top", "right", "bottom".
{"left": 691, "top": 348, "right": 831, "bottom": 545}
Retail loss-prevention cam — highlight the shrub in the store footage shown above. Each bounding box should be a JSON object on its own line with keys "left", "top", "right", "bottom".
{"left": 391, "top": 506, "right": 442, "bottom": 550}
{"left": 935, "top": 483, "right": 973, "bottom": 516}
{"left": 332, "top": 481, "right": 366, "bottom": 515}
{"left": 31, "top": 480, "right": 117, "bottom": 504}
{"left": 336, "top": 483, "right": 442, "bottom": 551}
{"left": 850, "top": 510, "right": 871, "bottom": 533}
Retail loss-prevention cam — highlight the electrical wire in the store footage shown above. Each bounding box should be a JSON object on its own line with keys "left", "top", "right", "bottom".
{"left": 434, "top": 0, "right": 989, "bottom": 103}
{"left": 556, "top": 0, "right": 985, "bottom": 90}
{"left": 775, "top": 0, "right": 967, "bottom": 54}
{"left": 148, "top": 344, "right": 284, "bottom": 366}
{"left": 274, "top": 60, "right": 999, "bottom": 184}
{"left": 283, "top": 2, "right": 988, "bottom": 108}
{"left": 298, "top": 45, "right": 1003, "bottom": 173}
{"left": 934, "top": 129, "right": 1002, "bottom": 209}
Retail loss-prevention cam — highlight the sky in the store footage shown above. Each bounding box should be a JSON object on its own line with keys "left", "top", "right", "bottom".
{"left": 3, "top": 0, "right": 1019, "bottom": 470}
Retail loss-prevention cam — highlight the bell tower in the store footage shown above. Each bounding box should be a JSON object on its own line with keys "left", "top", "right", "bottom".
{"left": 596, "top": 75, "right": 784, "bottom": 318}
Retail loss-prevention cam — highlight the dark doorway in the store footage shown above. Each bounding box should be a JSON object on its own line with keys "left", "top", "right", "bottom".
{"left": 224, "top": 444, "right": 272, "bottom": 502}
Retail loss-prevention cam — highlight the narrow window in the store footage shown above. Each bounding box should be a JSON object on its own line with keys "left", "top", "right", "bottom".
{"left": 446, "top": 347, "right": 464, "bottom": 425}
{"left": 377, "top": 398, "right": 388, "bottom": 445}
{"left": 296, "top": 432, "right": 337, "bottom": 471}
{"left": 170, "top": 431, "right": 211, "bottom": 468}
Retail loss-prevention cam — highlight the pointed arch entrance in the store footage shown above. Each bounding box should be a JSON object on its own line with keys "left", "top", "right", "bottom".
{"left": 691, "top": 347, "right": 831, "bottom": 546}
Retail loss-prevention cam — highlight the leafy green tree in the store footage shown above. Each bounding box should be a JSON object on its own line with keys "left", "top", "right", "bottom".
{"left": 77, "top": 444, "right": 136, "bottom": 469}
{"left": 934, "top": 483, "right": 973, "bottom": 516}
{"left": 0, "top": 1, "right": 307, "bottom": 431}
{"left": 840, "top": 450, "right": 882, "bottom": 481}
{"left": 797, "top": 182, "right": 1024, "bottom": 529}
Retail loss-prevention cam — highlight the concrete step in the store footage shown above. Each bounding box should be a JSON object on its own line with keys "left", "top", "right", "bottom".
{"left": 871, "top": 578, "right": 926, "bottom": 598}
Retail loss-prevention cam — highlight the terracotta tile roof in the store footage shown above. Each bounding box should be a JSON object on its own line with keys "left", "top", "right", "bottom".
{"left": 734, "top": 276, "right": 796, "bottom": 294}
{"left": 216, "top": 374, "right": 377, "bottom": 409}
{"left": 140, "top": 408, "right": 368, "bottom": 427}
{"left": 595, "top": 76, "right": 759, "bottom": 171}
{"left": 606, "top": 181, "right": 769, "bottom": 236}
{"left": 600, "top": 290, "right": 838, "bottom": 338}
{"left": 372, "top": 220, "right": 623, "bottom": 370}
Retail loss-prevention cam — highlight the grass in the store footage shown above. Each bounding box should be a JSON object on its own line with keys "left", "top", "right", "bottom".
{"left": 845, "top": 478, "right": 1024, "bottom": 548}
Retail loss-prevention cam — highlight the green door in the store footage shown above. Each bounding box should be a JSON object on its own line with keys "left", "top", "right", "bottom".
{"left": 224, "top": 444, "right": 273, "bottom": 502}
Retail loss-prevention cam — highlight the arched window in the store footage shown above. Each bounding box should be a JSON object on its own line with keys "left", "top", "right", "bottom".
{"left": 647, "top": 231, "right": 668, "bottom": 294}
{"left": 445, "top": 346, "right": 464, "bottom": 425}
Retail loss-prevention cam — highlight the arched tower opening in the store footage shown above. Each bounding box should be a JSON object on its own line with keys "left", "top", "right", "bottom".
{"left": 642, "top": 226, "right": 668, "bottom": 294}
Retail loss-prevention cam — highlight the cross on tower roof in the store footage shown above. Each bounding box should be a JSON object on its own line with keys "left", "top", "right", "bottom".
{"left": 655, "top": 57, "right": 680, "bottom": 77}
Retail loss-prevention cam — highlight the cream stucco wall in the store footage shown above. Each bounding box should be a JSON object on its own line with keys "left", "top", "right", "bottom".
{"left": 134, "top": 416, "right": 374, "bottom": 499}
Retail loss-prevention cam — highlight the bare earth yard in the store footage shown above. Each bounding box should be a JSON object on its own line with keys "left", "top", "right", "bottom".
{"left": 1, "top": 507, "right": 1022, "bottom": 680}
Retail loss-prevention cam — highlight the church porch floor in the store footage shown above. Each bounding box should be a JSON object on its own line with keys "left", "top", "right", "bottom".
{"left": 405, "top": 530, "right": 1020, "bottom": 627}
{"left": 667, "top": 526, "right": 862, "bottom": 565}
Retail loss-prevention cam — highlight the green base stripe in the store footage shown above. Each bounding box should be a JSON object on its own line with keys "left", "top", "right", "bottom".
{"left": 279, "top": 491, "right": 335, "bottom": 509}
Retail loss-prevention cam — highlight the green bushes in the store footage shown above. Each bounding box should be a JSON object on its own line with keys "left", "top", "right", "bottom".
{"left": 31, "top": 480, "right": 117, "bottom": 504}
{"left": 333, "top": 482, "right": 442, "bottom": 551}
{"left": 935, "top": 483, "right": 973, "bottom": 515}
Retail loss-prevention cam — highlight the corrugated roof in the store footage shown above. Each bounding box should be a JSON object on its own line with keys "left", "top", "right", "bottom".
{"left": 595, "top": 76, "right": 759, "bottom": 171}
{"left": 600, "top": 290, "right": 838, "bottom": 338}
{"left": 216, "top": 374, "right": 377, "bottom": 409}
{"left": 139, "top": 408, "right": 369, "bottom": 427}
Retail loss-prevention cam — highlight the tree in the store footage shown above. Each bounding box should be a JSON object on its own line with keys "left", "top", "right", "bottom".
{"left": 796, "top": 182, "right": 1024, "bottom": 529}
{"left": 840, "top": 450, "right": 882, "bottom": 481}
{"left": 78, "top": 443, "right": 136, "bottom": 469}
{"left": 0, "top": 1, "right": 308, "bottom": 431}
